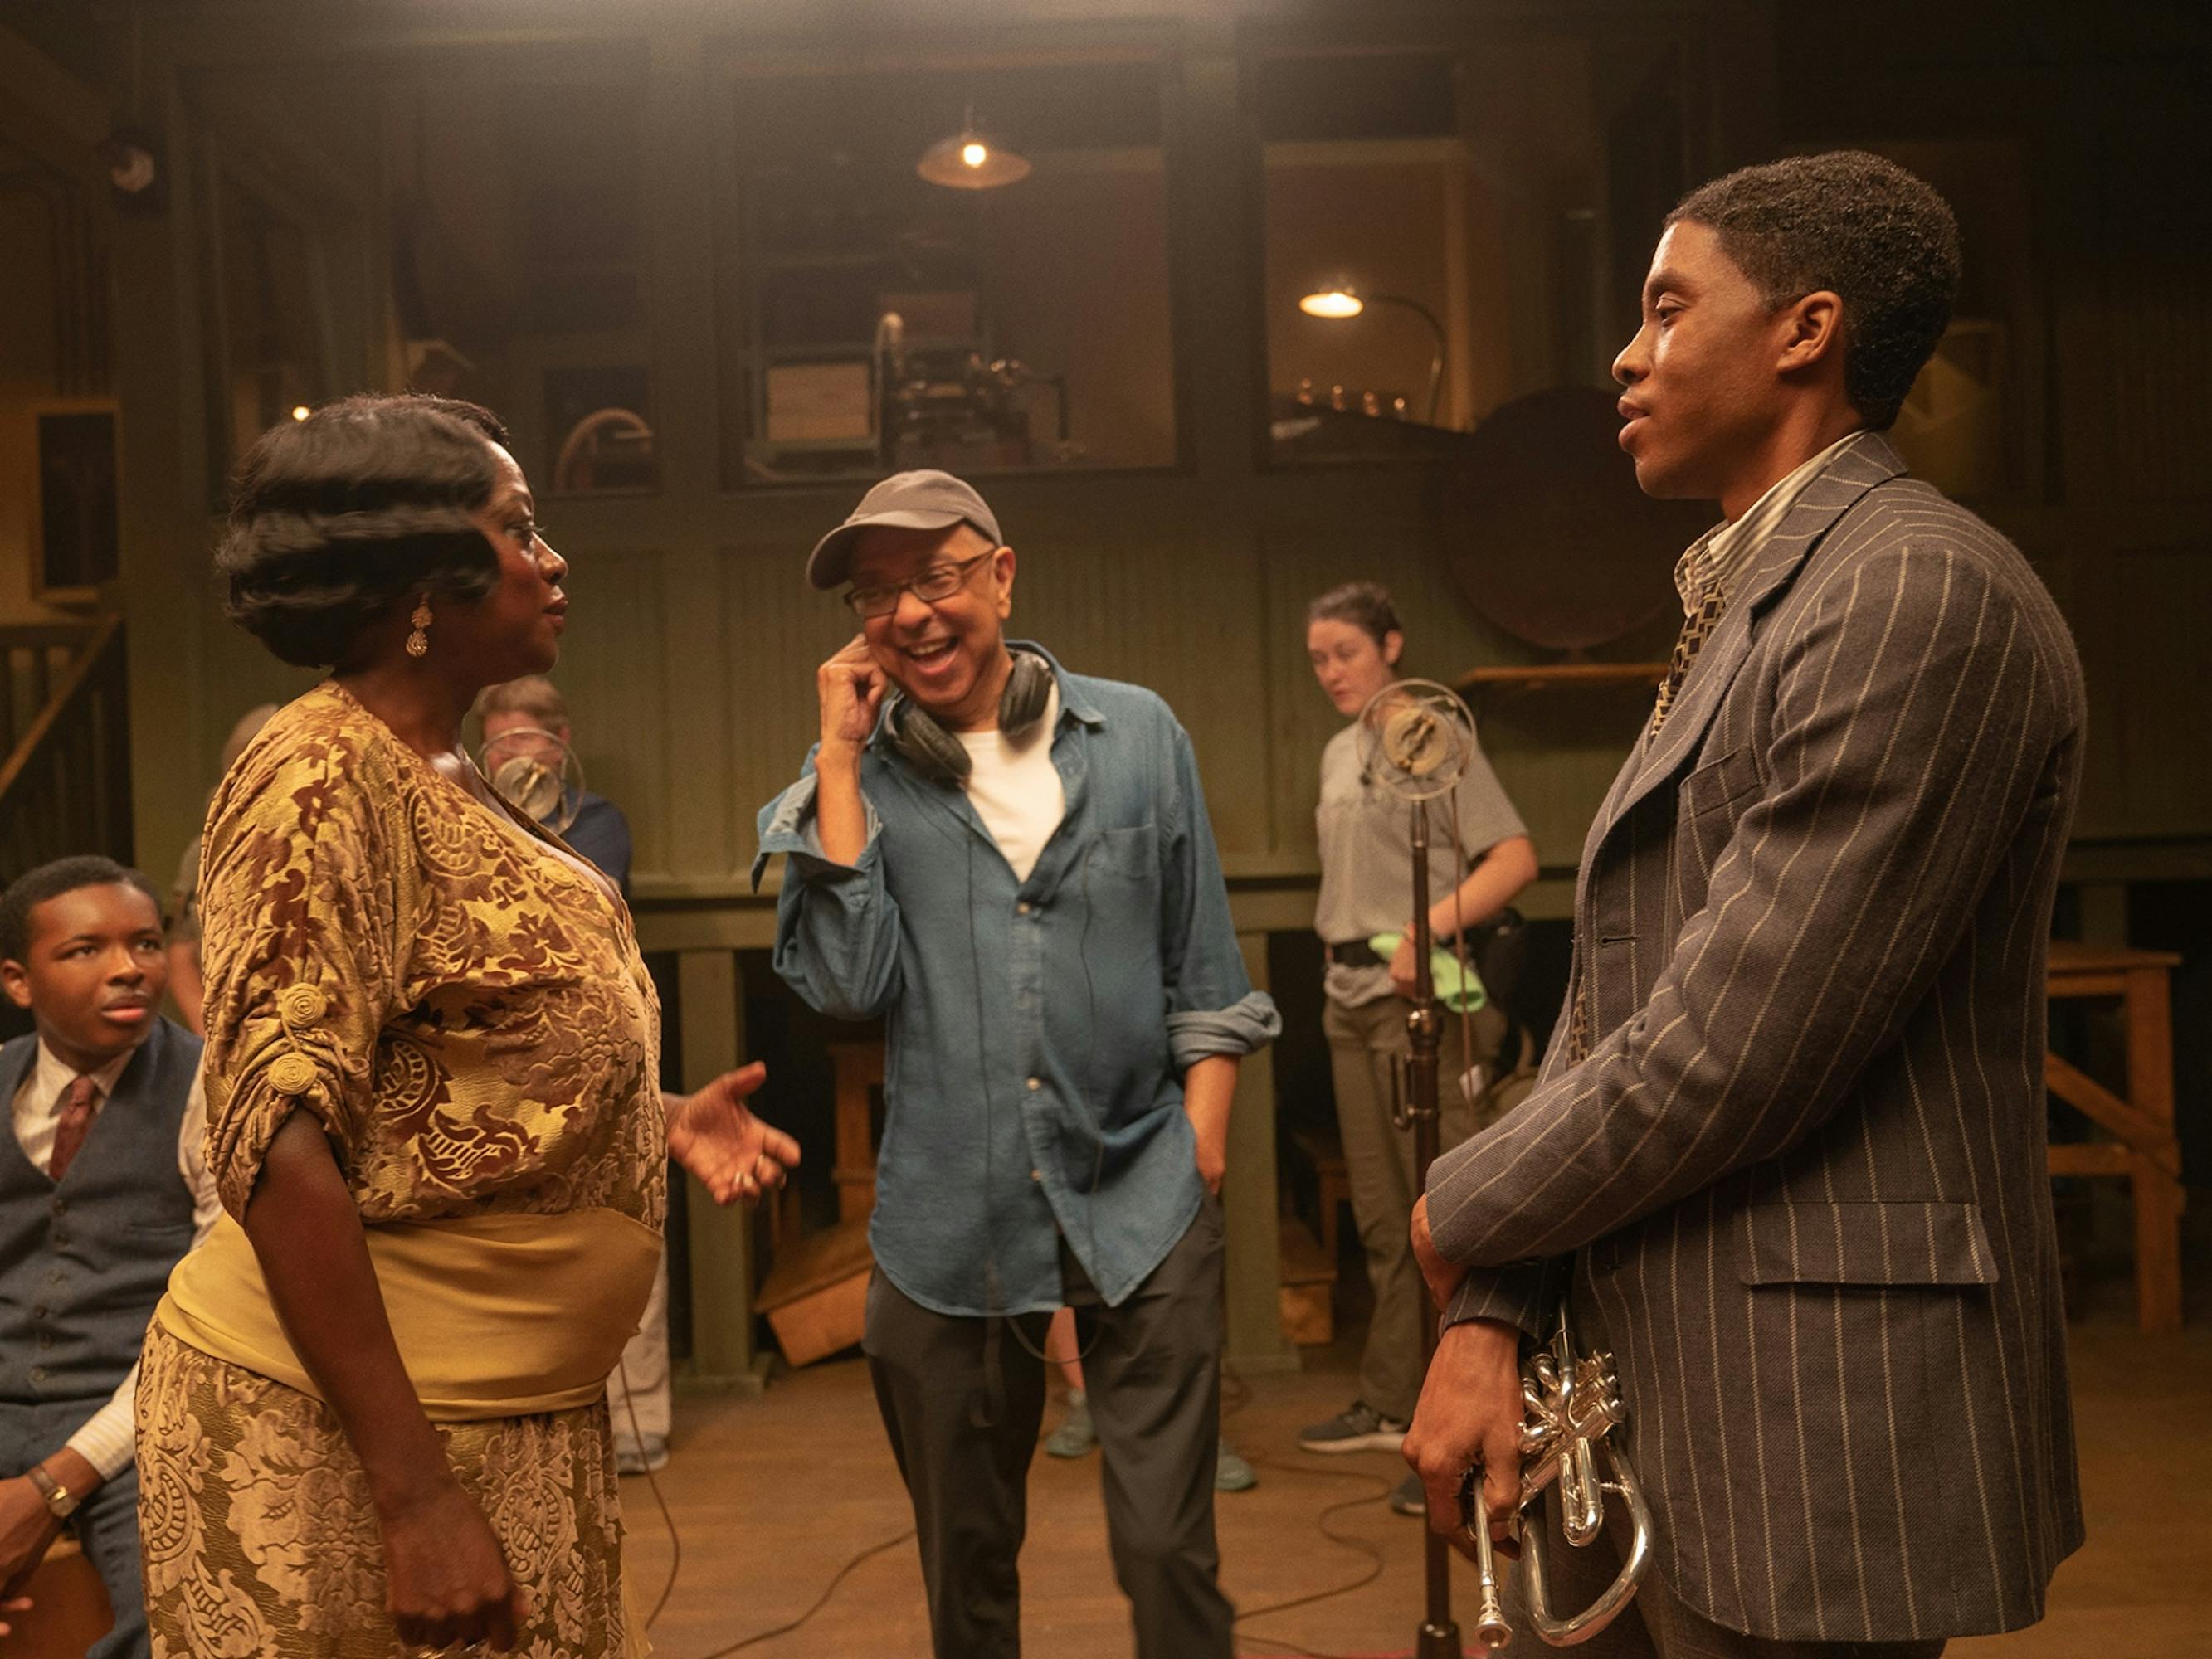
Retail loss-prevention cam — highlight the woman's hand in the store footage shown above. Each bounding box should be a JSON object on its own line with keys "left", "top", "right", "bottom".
{"left": 376, "top": 1477, "right": 528, "bottom": 1652}
{"left": 0, "top": 1590, "right": 33, "bottom": 1637}
{"left": 667, "top": 1063, "right": 801, "bottom": 1204}
{"left": 1389, "top": 931, "right": 1420, "bottom": 1000}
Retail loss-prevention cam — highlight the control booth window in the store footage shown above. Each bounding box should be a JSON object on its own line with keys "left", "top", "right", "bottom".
{"left": 383, "top": 75, "right": 659, "bottom": 497}
{"left": 1258, "top": 37, "right": 1691, "bottom": 466}
{"left": 721, "top": 56, "right": 1177, "bottom": 486}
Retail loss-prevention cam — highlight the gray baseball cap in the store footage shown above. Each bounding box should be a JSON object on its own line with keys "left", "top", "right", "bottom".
{"left": 805, "top": 469, "right": 1003, "bottom": 591}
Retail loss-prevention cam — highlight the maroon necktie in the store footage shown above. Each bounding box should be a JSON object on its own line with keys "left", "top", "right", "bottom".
{"left": 47, "top": 1073, "right": 99, "bottom": 1182}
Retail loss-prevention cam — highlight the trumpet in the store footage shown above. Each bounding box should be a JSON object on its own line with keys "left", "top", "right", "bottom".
{"left": 1459, "top": 1315, "right": 1654, "bottom": 1649}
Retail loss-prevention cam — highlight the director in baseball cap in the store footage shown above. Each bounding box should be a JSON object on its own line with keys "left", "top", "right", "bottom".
{"left": 806, "top": 469, "right": 1004, "bottom": 591}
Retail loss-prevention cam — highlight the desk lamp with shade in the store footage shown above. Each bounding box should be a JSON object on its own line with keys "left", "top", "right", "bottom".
{"left": 1298, "top": 281, "right": 1449, "bottom": 424}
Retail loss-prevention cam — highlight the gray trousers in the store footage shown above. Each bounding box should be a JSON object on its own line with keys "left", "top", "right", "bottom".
{"left": 2, "top": 1399, "right": 148, "bottom": 1659}
{"left": 863, "top": 1196, "right": 1231, "bottom": 1659}
{"left": 1323, "top": 993, "right": 1503, "bottom": 1421}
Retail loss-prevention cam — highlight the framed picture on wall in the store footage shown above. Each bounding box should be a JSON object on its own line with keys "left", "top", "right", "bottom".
{"left": 33, "top": 402, "right": 121, "bottom": 603}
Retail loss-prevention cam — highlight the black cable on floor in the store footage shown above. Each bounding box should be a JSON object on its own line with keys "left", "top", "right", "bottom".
{"left": 687, "top": 1526, "right": 917, "bottom": 1657}
{"left": 1227, "top": 1453, "right": 1397, "bottom": 1659}
{"left": 617, "top": 1360, "right": 683, "bottom": 1631}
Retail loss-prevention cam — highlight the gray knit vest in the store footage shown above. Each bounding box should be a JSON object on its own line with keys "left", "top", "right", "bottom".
{"left": 0, "top": 1019, "right": 202, "bottom": 1408}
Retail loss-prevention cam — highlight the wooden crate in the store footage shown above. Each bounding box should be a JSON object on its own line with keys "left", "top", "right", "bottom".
{"left": 1279, "top": 1215, "right": 1337, "bottom": 1347}
{"left": 756, "top": 1217, "right": 874, "bottom": 1368}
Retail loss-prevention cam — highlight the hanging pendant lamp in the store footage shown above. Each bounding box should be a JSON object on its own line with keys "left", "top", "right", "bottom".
{"left": 918, "top": 105, "right": 1031, "bottom": 190}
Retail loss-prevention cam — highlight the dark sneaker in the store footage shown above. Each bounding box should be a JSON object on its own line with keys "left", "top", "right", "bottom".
{"left": 1389, "top": 1472, "right": 1426, "bottom": 1515}
{"left": 1297, "top": 1400, "right": 1410, "bottom": 1454}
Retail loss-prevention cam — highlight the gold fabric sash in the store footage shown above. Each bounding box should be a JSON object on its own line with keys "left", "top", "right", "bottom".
{"left": 156, "top": 1208, "right": 661, "bottom": 1422}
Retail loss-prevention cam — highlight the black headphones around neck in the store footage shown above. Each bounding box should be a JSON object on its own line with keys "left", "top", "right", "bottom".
{"left": 887, "top": 648, "right": 1055, "bottom": 785}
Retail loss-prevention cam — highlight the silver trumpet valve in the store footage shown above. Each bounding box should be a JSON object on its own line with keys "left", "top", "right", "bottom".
{"left": 1458, "top": 1316, "right": 1654, "bottom": 1649}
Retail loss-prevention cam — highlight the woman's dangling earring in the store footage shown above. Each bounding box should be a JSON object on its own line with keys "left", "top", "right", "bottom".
{"left": 406, "top": 596, "right": 433, "bottom": 659}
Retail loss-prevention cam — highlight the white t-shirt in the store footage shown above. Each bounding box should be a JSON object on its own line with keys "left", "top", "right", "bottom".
{"left": 956, "top": 685, "right": 1066, "bottom": 882}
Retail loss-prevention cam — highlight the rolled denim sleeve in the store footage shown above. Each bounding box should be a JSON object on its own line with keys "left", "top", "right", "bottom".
{"left": 1157, "top": 721, "right": 1279, "bottom": 1063}
{"left": 753, "top": 759, "right": 903, "bottom": 1021}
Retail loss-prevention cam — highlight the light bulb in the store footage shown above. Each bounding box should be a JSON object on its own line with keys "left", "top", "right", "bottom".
{"left": 290, "top": 405, "right": 311, "bottom": 421}
{"left": 961, "top": 141, "right": 988, "bottom": 168}
{"left": 1298, "top": 289, "right": 1364, "bottom": 320}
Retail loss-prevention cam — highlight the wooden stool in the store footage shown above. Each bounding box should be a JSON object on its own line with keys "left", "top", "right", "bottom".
{"left": 1278, "top": 1214, "right": 1337, "bottom": 1345}
{"left": 1291, "top": 1125, "right": 1353, "bottom": 1264}
{"left": 12, "top": 1530, "right": 114, "bottom": 1659}
{"left": 2044, "top": 942, "right": 2186, "bottom": 1331}
{"left": 759, "top": 1041, "right": 884, "bottom": 1366}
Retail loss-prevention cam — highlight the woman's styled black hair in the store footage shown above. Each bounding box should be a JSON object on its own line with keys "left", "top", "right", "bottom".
{"left": 216, "top": 394, "right": 516, "bottom": 669}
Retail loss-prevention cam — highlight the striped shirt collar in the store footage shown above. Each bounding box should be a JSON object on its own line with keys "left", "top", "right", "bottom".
{"left": 28, "top": 1038, "right": 134, "bottom": 1110}
{"left": 1674, "top": 428, "right": 1875, "bottom": 616}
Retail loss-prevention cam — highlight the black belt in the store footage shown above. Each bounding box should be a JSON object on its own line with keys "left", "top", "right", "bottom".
{"left": 1324, "top": 939, "right": 1386, "bottom": 969}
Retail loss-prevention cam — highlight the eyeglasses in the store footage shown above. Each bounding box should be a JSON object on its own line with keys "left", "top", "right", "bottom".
{"left": 845, "top": 549, "right": 995, "bottom": 619}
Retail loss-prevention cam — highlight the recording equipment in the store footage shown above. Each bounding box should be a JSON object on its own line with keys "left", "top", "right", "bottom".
{"left": 478, "top": 724, "right": 586, "bottom": 834}
{"left": 1460, "top": 1316, "right": 1654, "bottom": 1649}
{"left": 1357, "top": 676, "right": 1482, "bottom": 1658}
{"left": 1359, "top": 679, "right": 1649, "bottom": 1652}
{"left": 888, "top": 647, "right": 1054, "bottom": 785}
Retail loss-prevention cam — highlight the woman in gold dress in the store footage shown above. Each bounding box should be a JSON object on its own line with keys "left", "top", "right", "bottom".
{"left": 136, "top": 394, "right": 797, "bottom": 1657}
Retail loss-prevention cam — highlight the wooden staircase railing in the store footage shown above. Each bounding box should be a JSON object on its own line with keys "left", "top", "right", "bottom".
{"left": 0, "top": 615, "right": 133, "bottom": 886}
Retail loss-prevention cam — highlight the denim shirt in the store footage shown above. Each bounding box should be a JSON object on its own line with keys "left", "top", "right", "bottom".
{"left": 753, "top": 645, "right": 1279, "bottom": 1316}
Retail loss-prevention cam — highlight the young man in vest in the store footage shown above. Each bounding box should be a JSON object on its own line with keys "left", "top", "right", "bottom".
{"left": 0, "top": 856, "right": 219, "bottom": 1658}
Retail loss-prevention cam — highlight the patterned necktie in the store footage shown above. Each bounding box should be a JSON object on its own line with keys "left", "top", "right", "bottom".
{"left": 1560, "top": 581, "right": 1732, "bottom": 1066}
{"left": 48, "top": 1073, "right": 100, "bottom": 1182}
{"left": 1648, "top": 581, "right": 1730, "bottom": 739}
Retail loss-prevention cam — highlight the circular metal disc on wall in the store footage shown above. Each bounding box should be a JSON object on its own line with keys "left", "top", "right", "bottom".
{"left": 1439, "top": 387, "right": 1713, "bottom": 654}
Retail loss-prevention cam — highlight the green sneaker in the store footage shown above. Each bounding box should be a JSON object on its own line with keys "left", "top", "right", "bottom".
{"left": 1045, "top": 1390, "right": 1095, "bottom": 1457}
{"left": 1215, "top": 1439, "right": 1257, "bottom": 1492}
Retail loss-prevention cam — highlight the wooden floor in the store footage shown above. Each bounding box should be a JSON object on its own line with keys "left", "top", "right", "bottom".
{"left": 625, "top": 1214, "right": 2212, "bottom": 1658}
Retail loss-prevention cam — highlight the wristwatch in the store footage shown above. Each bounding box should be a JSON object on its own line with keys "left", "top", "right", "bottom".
{"left": 25, "top": 1463, "right": 79, "bottom": 1519}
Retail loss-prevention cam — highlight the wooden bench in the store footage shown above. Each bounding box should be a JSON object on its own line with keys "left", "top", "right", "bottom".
{"left": 12, "top": 1531, "right": 113, "bottom": 1659}
{"left": 2045, "top": 942, "right": 2186, "bottom": 1332}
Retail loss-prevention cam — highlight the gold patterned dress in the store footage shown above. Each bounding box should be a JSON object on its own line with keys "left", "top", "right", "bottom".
{"left": 138, "top": 680, "right": 665, "bottom": 1657}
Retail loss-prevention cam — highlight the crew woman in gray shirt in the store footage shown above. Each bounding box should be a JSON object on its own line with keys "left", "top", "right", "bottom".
{"left": 1295, "top": 581, "right": 1536, "bottom": 1515}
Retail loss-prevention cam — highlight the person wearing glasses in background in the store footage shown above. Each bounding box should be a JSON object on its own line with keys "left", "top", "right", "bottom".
{"left": 1298, "top": 581, "right": 1536, "bottom": 1515}
{"left": 757, "top": 470, "right": 1279, "bottom": 1659}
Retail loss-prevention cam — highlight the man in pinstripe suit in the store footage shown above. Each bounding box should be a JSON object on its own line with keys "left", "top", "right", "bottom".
{"left": 1405, "top": 152, "right": 2085, "bottom": 1655}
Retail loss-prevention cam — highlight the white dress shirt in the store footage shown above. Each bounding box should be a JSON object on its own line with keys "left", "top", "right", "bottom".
{"left": 10, "top": 1038, "right": 218, "bottom": 1481}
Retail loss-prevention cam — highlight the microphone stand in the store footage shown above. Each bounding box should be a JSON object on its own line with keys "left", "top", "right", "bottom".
{"left": 1400, "top": 799, "right": 1462, "bottom": 1659}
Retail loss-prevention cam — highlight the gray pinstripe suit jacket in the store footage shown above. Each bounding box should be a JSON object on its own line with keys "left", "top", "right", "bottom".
{"left": 1428, "top": 435, "right": 2086, "bottom": 1642}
